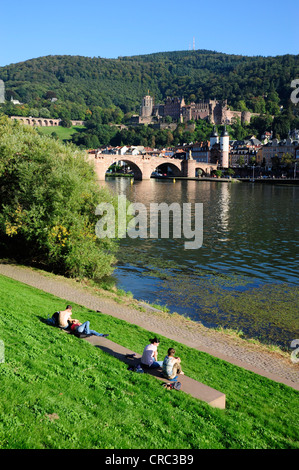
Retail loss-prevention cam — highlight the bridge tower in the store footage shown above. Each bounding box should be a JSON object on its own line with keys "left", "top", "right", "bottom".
{"left": 220, "top": 126, "right": 229, "bottom": 168}
{"left": 209, "top": 126, "right": 219, "bottom": 149}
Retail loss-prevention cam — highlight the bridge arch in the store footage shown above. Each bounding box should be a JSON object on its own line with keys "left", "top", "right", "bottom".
{"left": 153, "top": 160, "right": 182, "bottom": 177}
{"left": 114, "top": 158, "right": 143, "bottom": 180}
{"left": 96, "top": 157, "right": 145, "bottom": 180}
{"left": 195, "top": 166, "right": 208, "bottom": 177}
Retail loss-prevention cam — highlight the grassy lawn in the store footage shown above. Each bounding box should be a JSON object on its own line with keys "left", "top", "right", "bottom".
{"left": 0, "top": 273, "right": 298, "bottom": 449}
{"left": 37, "top": 125, "right": 85, "bottom": 141}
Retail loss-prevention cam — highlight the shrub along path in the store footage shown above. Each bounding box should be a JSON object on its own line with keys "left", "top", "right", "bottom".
{"left": 0, "top": 262, "right": 298, "bottom": 391}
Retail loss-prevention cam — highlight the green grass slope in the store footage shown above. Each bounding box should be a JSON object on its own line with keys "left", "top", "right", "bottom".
{"left": 37, "top": 125, "right": 86, "bottom": 142}
{"left": 0, "top": 273, "right": 298, "bottom": 449}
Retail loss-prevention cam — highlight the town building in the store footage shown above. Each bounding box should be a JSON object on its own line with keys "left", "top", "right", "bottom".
{"left": 229, "top": 148, "right": 257, "bottom": 167}
{"left": 229, "top": 137, "right": 262, "bottom": 167}
{"left": 261, "top": 131, "right": 272, "bottom": 143}
{"left": 176, "top": 142, "right": 210, "bottom": 163}
{"left": 175, "top": 127, "right": 230, "bottom": 168}
{"left": 289, "top": 129, "right": 299, "bottom": 140}
{"left": 261, "top": 138, "right": 298, "bottom": 170}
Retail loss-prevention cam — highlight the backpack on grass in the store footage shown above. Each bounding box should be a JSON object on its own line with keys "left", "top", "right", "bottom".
{"left": 47, "top": 311, "right": 60, "bottom": 327}
{"left": 127, "top": 364, "right": 144, "bottom": 373}
{"left": 162, "top": 381, "right": 182, "bottom": 391}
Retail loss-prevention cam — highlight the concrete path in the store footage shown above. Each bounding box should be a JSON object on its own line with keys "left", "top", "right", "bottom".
{"left": 0, "top": 263, "right": 298, "bottom": 391}
{"left": 85, "top": 335, "right": 226, "bottom": 409}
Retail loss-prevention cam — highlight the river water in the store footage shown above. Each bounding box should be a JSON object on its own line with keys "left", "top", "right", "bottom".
{"left": 99, "top": 178, "right": 299, "bottom": 348}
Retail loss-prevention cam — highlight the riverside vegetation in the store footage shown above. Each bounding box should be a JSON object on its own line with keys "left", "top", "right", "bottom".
{"left": 0, "top": 273, "right": 298, "bottom": 449}
{"left": 0, "top": 117, "right": 121, "bottom": 280}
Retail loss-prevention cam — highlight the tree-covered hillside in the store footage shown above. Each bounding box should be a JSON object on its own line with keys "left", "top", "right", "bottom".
{"left": 0, "top": 50, "right": 298, "bottom": 118}
{"left": 0, "top": 51, "right": 298, "bottom": 148}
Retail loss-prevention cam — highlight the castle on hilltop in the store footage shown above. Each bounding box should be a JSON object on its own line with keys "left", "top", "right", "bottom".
{"left": 137, "top": 93, "right": 255, "bottom": 126}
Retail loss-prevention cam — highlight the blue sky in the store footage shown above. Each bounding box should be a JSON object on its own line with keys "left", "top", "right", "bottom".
{"left": 0, "top": 0, "right": 298, "bottom": 66}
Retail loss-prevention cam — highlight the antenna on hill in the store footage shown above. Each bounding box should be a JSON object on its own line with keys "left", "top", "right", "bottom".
{"left": 193, "top": 37, "right": 195, "bottom": 51}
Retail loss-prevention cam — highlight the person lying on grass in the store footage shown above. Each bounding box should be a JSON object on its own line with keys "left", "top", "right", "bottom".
{"left": 58, "top": 305, "right": 108, "bottom": 337}
{"left": 70, "top": 319, "right": 109, "bottom": 337}
{"left": 162, "top": 347, "right": 184, "bottom": 380}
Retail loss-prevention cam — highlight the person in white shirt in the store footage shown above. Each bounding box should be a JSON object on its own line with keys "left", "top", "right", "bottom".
{"left": 162, "top": 347, "right": 184, "bottom": 380}
{"left": 141, "top": 337, "right": 163, "bottom": 369}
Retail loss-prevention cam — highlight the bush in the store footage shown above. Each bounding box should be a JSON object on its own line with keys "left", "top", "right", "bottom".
{"left": 0, "top": 116, "right": 119, "bottom": 280}
{"left": 60, "top": 118, "right": 72, "bottom": 128}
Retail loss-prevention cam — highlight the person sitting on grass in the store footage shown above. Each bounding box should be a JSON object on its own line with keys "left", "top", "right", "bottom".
{"left": 58, "top": 305, "right": 74, "bottom": 330}
{"left": 141, "top": 337, "right": 163, "bottom": 369}
{"left": 162, "top": 347, "right": 184, "bottom": 380}
{"left": 70, "top": 319, "right": 109, "bottom": 337}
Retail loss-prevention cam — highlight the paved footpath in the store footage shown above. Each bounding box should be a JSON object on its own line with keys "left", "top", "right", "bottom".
{"left": 0, "top": 263, "right": 298, "bottom": 391}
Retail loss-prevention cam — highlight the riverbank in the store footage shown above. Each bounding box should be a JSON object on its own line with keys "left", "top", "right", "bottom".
{"left": 151, "top": 175, "right": 299, "bottom": 185}
{"left": 0, "top": 261, "right": 298, "bottom": 390}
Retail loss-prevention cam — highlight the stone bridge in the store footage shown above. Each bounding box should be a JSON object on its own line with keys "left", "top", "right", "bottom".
{"left": 11, "top": 116, "right": 84, "bottom": 127}
{"left": 90, "top": 154, "right": 217, "bottom": 180}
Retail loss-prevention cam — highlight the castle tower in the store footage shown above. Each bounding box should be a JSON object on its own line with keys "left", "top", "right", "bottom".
{"left": 209, "top": 126, "right": 219, "bottom": 149}
{"left": 220, "top": 126, "right": 229, "bottom": 168}
{"left": 241, "top": 110, "right": 251, "bottom": 124}
{"left": 140, "top": 93, "right": 153, "bottom": 117}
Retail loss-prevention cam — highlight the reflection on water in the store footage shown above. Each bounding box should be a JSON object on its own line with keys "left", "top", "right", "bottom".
{"left": 218, "top": 184, "right": 230, "bottom": 237}
{"left": 99, "top": 178, "right": 299, "bottom": 347}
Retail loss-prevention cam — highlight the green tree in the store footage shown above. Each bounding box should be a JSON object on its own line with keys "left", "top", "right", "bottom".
{"left": 238, "top": 155, "right": 245, "bottom": 167}
{"left": 272, "top": 116, "right": 290, "bottom": 139}
{"left": 60, "top": 118, "right": 72, "bottom": 128}
{"left": 29, "top": 108, "right": 39, "bottom": 117}
{"left": 0, "top": 116, "right": 119, "bottom": 280}
{"left": 39, "top": 107, "right": 51, "bottom": 118}
{"left": 281, "top": 152, "right": 294, "bottom": 169}
{"left": 237, "top": 100, "right": 248, "bottom": 112}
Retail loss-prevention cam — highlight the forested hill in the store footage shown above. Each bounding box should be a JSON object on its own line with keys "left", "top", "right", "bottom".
{"left": 0, "top": 50, "right": 298, "bottom": 117}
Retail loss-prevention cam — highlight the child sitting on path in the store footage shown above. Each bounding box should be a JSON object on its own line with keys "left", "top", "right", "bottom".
{"left": 162, "top": 348, "right": 184, "bottom": 380}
